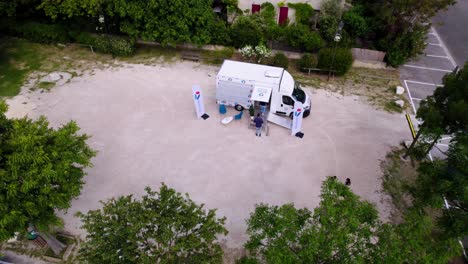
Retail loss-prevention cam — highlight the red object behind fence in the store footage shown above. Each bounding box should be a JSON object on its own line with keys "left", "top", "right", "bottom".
{"left": 278, "top": 6, "right": 289, "bottom": 25}
{"left": 252, "top": 4, "right": 261, "bottom": 13}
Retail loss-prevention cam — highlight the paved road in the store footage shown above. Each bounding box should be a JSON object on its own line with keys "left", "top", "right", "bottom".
{"left": 400, "top": 9, "right": 467, "bottom": 257}
{"left": 399, "top": 27, "right": 456, "bottom": 159}
{"left": 433, "top": 0, "right": 468, "bottom": 67}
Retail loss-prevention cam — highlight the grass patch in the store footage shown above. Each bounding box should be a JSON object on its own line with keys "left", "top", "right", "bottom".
{"left": 0, "top": 37, "right": 43, "bottom": 96}
{"left": 380, "top": 148, "right": 419, "bottom": 222}
{"left": 37, "top": 81, "right": 55, "bottom": 90}
{"left": 122, "top": 43, "right": 179, "bottom": 64}
{"left": 0, "top": 36, "right": 115, "bottom": 97}
{"left": 289, "top": 63, "right": 408, "bottom": 113}
{"left": 201, "top": 47, "right": 234, "bottom": 65}
{"left": 384, "top": 101, "right": 403, "bottom": 113}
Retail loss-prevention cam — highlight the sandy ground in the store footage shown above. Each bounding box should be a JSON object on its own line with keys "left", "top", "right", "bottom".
{"left": 6, "top": 62, "right": 411, "bottom": 250}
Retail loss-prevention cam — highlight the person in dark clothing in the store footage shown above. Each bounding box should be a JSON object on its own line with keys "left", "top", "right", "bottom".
{"left": 345, "top": 178, "right": 351, "bottom": 186}
{"left": 253, "top": 113, "right": 264, "bottom": 137}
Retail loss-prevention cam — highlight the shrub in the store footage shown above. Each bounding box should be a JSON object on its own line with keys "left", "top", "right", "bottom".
{"left": 230, "top": 16, "right": 263, "bottom": 48}
{"left": 286, "top": 24, "right": 325, "bottom": 52}
{"left": 271, "top": 53, "right": 289, "bottom": 69}
{"left": 317, "top": 48, "right": 353, "bottom": 75}
{"left": 320, "top": 0, "right": 343, "bottom": 18}
{"left": 239, "top": 45, "right": 256, "bottom": 61}
{"left": 75, "top": 32, "right": 136, "bottom": 56}
{"left": 14, "top": 22, "right": 70, "bottom": 44}
{"left": 254, "top": 44, "right": 271, "bottom": 63}
{"left": 318, "top": 15, "right": 338, "bottom": 42}
{"left": 209, "top": 19, "right": 231, "bottom": 45}
{"left": 298, "top": 53, "right": 317, "bottom": 71}
{"left": 380, "top": 25, "right": 427, "bottom": 67}
{"left": 343, "top": 5, "right": 368, "bottom": 37}
{"left": 239, "top": 44, "right": 271, "bottom": 63}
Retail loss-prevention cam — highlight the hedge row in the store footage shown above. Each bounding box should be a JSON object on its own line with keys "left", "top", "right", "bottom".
{"left": 1, "top": 19, "right": 354, "bottom": 75}
{"left": 0, "top": 20, "right": 136, "bottom": 56}
{"left": 74, "top": 32, "right": 136, "bottom": 57}
{"left": 1, "top": 21, "right": 70, "bottom": 44}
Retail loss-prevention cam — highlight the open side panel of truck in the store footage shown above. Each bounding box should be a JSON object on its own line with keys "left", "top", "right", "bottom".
{"left": 216, "top": 76, "right": 254, "bottom": 109}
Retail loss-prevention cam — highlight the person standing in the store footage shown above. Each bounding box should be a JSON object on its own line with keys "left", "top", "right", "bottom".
{"left": 254, "top": 113, "right": 264, "bottom": 137}
{"left": 345, "top": 178, "right": 351, "bottom": 186}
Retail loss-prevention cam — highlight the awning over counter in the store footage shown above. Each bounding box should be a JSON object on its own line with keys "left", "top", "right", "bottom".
{"left": 251, "top": 86, "right": 272, "bottom": 103}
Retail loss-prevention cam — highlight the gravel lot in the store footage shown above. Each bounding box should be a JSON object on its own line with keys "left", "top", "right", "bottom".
{"left": 6, "top": 62, "right": 411, "bottom": 249}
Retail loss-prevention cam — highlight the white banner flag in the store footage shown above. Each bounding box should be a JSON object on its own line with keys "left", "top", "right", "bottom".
{"left": 291, "top": 102, "right": 304, "bottom": 136}
{"left": 192, "top": 85, "right": 205, "bottom": 119}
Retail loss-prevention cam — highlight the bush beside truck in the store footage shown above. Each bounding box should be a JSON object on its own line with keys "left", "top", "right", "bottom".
{"left": 270, "top": 52, "right": 289, "bottom": 69}
{"left": 317, "top": 48, "right": 354, "bottom": 76}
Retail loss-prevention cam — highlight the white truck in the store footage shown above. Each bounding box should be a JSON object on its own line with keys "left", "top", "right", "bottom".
{"left": 216, "top": 60, "right": 311, "bottom": 118}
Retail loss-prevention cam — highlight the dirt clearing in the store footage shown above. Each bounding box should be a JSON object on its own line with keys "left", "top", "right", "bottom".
{"left": 6, "top": 61, "right": 411, "bottom": 249}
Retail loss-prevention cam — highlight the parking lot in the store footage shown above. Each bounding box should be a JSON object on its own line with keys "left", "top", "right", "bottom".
{"left": 399, "top": 26, "right": 458, "bottom": 158}
{"left": 6, "top": 61, "right": 410, "bottom": 249}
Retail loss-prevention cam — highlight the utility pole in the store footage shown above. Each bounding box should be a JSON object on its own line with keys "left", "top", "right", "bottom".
{"left": 327, "top": 21, "right": 344, "bottom": 81}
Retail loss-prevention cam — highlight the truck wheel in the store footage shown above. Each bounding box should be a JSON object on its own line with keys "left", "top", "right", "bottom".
{"left": 235, "top": 105, "right": 244, "bottom": 111}
{"left": 303, "top": 110, "right": 310, "bottom": 118}
{"left": 289, "top": 113, "right": 294, "bottom": 119}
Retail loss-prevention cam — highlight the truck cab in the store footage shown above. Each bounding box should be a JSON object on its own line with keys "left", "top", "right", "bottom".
{"left": 270, "top": 70, "right": 311, "bottom": 118}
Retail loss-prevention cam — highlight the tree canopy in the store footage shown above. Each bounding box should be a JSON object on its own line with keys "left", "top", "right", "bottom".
{"left": 0, "top": 101, "right": 95, "bottom": 241}
{"left": 403, "top": 62, "right": 467, "bottom": 249}
{"left": 405, "top": 62, "right": 468, "bottom": 157}
{"left": 242, "top": 177, "right": 461, "bottom": 263}
{"left": 37, "top": 0, "right": 224, "bottom": 46}
{"left": 351, "top": 0, "right": 456, "bottom": 66}
{"left": 77, "top": 184, "right": 228, "bottom": 263}
{"left": 411, "top": 132, "right": 468, "bottom": 239}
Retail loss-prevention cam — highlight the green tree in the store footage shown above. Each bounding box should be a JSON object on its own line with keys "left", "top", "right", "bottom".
{"left": 39, "top": 0, "right": 219, "bottom": 46}
{"left": 405, "top": 62, "right": 468, "bottom": 157}
{"left": 244, "top": 177, "right": 379, "bottom": 263}
{"left": 352, "top": 0, "right": 455, "bottom": 66}
{"left": 230, "top": 15, "right": 263, "bottom": 48}
{"left": 78, "top": 184, "right": 228, "bottom": 263}
{"left": 373, "top": 209, "right": 461, "bottom": 263}
{"left": 320, "top": 0, "right": 343, "bottom": 19}
{"left": 38, "top": 0, "right": 102, "bottom": 19}
{"left": 286, "top": 24, "right": 324, "bottom": 52}
{"left": 242, "top": 177, "right": 462, "bottom": 263}
{"left": 380, "top": 24, "right": 428, "bottom": 67}
{"left": 410, "top": 133, "right": 468, "bottom": 239}
{"left": 342, "top": 5, "right": 368, "bottom": 37}
{"left": 0, "top": 101, "right": 95, "bottom": 241}
{"left": 318, "top": 15, "right": 338, "bottom": 42}
{"left": 0, "top": 0, "right": 41, "bottom": 16}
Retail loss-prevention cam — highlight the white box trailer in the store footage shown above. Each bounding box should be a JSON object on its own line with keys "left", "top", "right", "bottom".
{"left": 216, "top": 60, "right": 311, "bottom": 118}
